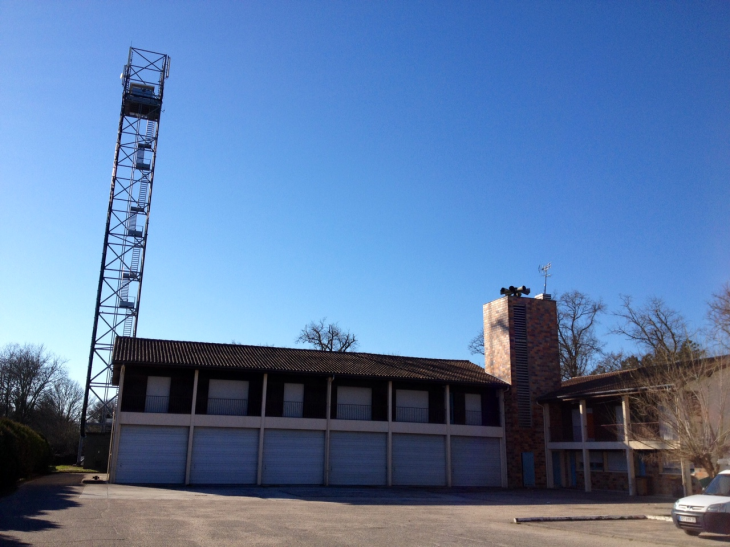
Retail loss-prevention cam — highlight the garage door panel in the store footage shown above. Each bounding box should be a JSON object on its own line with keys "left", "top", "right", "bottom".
{"left": 116, "top": 425, "right": 188, "bottom": 484}
{"left": 190, "top": 427, "right": 258, "bottom": 485}
{"left": 263, "top": 429, "right": 324, "bottom": 485}
{"left": 329, "top": 432, "right": 386, "bottom": 486}
{"left": 393, "top": 434, "right": 446, "bottom": 486}
{"left": 451, "top": 436, "right": 501, "bottom": 487}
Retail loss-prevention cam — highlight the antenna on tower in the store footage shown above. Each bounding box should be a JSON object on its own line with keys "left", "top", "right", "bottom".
{"left": 538, "top": 262, "right": 552, "bottom": 295}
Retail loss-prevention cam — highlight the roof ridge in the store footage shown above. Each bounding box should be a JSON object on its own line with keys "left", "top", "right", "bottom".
{"left": 113, "top": 337, "right": 507, "bottom": 386}
{"left": 122, "top": 336, "right": 480, "bottom": 365}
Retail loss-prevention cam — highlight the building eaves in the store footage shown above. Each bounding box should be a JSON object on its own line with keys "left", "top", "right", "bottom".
{"left": 538, "top": 368, "right": 645, "bottom": 402}
{"left": 111, "top": 337, "right": 508, "bottom": 387}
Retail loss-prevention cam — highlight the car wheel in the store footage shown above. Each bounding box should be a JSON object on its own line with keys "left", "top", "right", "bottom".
{"left": 683, "top": 530, "right": 700, "bottom": 536}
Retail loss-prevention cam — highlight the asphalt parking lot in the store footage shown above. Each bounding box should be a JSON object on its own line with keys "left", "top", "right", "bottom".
{"left": 0, "top": 474, "right": 725, "bottom": 546}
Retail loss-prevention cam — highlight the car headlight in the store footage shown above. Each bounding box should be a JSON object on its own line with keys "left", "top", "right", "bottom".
{"left": 706, "top": 503, "right": 724, "bottom": 512}
{"left": 673, "top": 501, "right": 680, "bottom": 509}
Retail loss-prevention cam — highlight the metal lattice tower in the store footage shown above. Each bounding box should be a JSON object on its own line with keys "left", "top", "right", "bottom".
{"left": 79, "top": 48, "right": 170, "bottom": 455}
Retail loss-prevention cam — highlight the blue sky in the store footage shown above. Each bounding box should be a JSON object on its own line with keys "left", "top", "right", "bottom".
{"left": 1, "top": 1, "right": 728, "bottom": 386}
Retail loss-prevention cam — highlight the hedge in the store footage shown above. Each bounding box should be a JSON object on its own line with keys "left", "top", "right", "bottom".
{"left": 0, "top": 418, "right": 53, "bottom": 488}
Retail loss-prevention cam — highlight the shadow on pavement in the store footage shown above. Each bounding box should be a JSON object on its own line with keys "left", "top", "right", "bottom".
{"left": 0, "top": 474, "right": 83, "bottom": 546}
{"left": 699, "top": 535, "right": 730, "bottom": 543}
{"left": 117, "top": 483, "right": 676, "bottom": 507}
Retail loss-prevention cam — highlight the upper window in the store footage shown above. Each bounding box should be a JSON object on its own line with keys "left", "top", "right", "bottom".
{"left": 395, "top": 389, "right": 428, "bottom": 423}
{"left": 336, "top": 386, "right": 372, "bottom": 420}
{"left": 283, "top": 383, "right": 304, "bottom": 418}
{"left": 464, "top": 393, "right": 482, "bottom": 425}
{"left": 571, "top": 407, "right": 594, "bottom": 441}
{"left": 207, "top": 379, "right": 249, "bottom": 416}
{"left": 145, "top": 376, "right": 171, "bottom": 413}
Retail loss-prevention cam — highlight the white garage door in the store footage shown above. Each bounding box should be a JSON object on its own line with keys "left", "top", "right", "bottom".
{"left": 451, "top": 436, "right": 502, "bottom": 487}
{"left": 393, "top": 434, "right": 446, "bottom": 486}
{"left": 262, "top": 429, "right": 325, "bottom": 485}
{"left": 115, "top": 425, "right": 188, "bottom": 484}
{"left": 190, "top": 427, "right": 258, "bottom": 484}
{"left": 329, "top": 432, "right": 387, "bottom": 486}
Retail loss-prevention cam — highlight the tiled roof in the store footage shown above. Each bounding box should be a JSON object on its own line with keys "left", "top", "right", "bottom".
{"left": 539, "top": 369, "right": 636, "bottom": 401}
{"left": 539, "top": 356, "right": 729, "bottom": 401}
{"left": 561, "top": 369, "right": 626, "bottom": 387}
{"left": 112, "top": 337, "right": 507, "bottom": 387}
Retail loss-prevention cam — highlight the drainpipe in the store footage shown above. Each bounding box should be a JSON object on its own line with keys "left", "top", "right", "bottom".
{"left": 257, "top": 373, "right": 268, "bottom": 485}
{"left": 107, "top": 365, "right": 126, "bottom": 483}
{"left": 445, "top": 384, "right": 452, "bottom": 487}
{"left": 184, "top": 369, "right": 199, "bottom": 486}
{"left": 387, "top": 380, "right": 393, "bottom": 486}
{"left": 324, "top": 376, "right": 333, "bottom": 486}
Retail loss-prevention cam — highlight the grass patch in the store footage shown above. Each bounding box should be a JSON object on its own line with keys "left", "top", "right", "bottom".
{"left": 53, "top": 465, "right": 103, "bottom": 474}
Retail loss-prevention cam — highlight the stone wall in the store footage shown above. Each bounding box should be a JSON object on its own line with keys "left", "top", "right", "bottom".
{"left": 591, "top": 471, "right": 629, "bottom": 492}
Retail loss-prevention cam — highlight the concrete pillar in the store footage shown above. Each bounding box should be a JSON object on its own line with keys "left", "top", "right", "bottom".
{"left": 184, "top": 369, "right": 199, "bottom": 485}
{"left": 108, "top": 365, "right": 126, "bottom": 483}
{"left": 324, "top": 377, "right": 332, "bottom": 486}
{"left": 580, "top": 399, "right": 591, "bottom": 492}
{"left": 499, "top": 389, "right": 508, "bottom": 488}
{"left": 543, "top": 403, "right": 554, "bottom": 488}
{"left": 622, "top": 395, "right": 636, "bottom": 496}
{"left": 445, "top": 384, "right": 452, "bottom": 487}
{"left": 387, "top": 380, "right": 393, "bottom": 487}
{"left": 257, "top": 373, "right": 268, "bottom": 486}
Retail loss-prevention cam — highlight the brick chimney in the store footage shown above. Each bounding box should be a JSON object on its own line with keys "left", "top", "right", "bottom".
{"left": 483, "top": 294, "right": 560, "bottom": 488}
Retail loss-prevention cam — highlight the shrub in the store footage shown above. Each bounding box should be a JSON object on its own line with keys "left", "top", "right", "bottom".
{"left": 0, "top": 418, "right": 53, "bottom": 488}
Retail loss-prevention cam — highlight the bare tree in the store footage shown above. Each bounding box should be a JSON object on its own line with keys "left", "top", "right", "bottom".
{"left": 592, "top": 350, "right": 642, "bottom": 375}
{"left": 557, "top": 291, "right": 606, "bottom": 379}
{"left": 32, "top": 374, "right": 84, "bottom": 458}
{"left": 0, "top": 344, "right": 64, "bottom": 423}
{"left": 468, "top": 330, "right": 484, "bottom": 356}
{"left": 622, "top": 289, "right": 730, "bottom": 480}
{"left": 708, "top": 283, "right": 730, "bottom": 350}
{"left": 611, "top": 295, "right": 691, "bottom": 365}
{"left": 626, "top": 352, "right": 730, "bottom": 479}
{"left": 0, "top": 355, "right": 12, "bottom": 417}
{"left": 41, "top": 373, "right": 83, "bottom": 423}
{"left": 0, "top": 344, "right": 83, "bottom": 457}
{"left": 296, "top": 319, "right": 359, "bottom": 352}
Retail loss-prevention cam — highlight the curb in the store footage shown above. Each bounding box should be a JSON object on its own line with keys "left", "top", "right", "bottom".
{"left": 646, "top": 515, "right": 673, "bottom": 522}
{"left": 515, "top": 515, "right": 651, "bottom": 524}
{"left": 81, "top": 475, "right": 108, "bottom": 485}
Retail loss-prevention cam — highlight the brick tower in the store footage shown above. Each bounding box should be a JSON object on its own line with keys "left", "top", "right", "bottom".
{"left": 483, "top": 293, "right": 561, "bottom": 488}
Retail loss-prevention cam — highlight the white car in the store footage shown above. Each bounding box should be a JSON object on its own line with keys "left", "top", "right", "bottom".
{"left": 672, "top": 470, "right": 730, "bottom": 536}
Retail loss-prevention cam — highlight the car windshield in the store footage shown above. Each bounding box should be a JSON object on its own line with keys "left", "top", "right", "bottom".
{"left": 705, "top": 474, "right": 730, "bottom": 496}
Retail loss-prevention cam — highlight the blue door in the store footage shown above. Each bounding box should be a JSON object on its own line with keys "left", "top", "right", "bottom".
{"left": 569, "top": 452, "right": 577, "bottom": 486}
{"left": 522, "top": 452, "right": 535, "bottom": 487}
{"left": 552, "top": 451, "right": 562, "bottom": 487}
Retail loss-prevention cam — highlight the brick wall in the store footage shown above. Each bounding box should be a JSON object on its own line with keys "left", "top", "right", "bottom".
{"left": 591, "top": 471, "right": 630, "bottom": 491}
{"left": 483, "top": 297, "right": 511, "bottom": 383}
{"left": 483, "top": 295, "right": 561, "bottom": 488}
